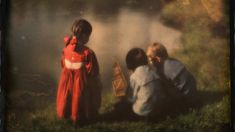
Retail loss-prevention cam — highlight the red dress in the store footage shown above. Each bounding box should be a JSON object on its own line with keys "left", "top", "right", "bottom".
{"left": 56, "top": 36, "right": 101, "bottom": 122}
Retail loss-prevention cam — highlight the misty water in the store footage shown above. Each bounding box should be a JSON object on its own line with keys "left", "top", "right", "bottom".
{"left": 7, "top": 1, "right": 182, "bottom": 94}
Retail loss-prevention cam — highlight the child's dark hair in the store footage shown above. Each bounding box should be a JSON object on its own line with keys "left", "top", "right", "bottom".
{"left": 71, "top": 19, "right": 92, "bottom": 37}
{"left": 126, "top": 48, "right": 148, "bottom": 70}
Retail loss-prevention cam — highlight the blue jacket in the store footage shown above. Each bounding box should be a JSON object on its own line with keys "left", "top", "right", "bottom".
{"left": 158, "top": 58, "right": 196, "bottom": 96}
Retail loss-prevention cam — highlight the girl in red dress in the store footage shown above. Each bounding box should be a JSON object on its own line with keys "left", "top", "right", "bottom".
{"left": 56, "top": 19, "right": 102, "bottom": 127}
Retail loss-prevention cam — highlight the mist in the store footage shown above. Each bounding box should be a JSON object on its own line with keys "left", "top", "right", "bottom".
{"left": 7, "top": 1, "right": 181, "bottom": 93}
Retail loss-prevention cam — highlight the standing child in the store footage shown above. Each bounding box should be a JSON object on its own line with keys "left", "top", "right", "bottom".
{"left": 56, "top": 19, "right": 102, "bottom": 127}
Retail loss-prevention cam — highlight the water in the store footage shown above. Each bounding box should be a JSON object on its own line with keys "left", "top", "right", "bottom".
{"left": 7, "top": 0, "right": 182, "bottom": 93}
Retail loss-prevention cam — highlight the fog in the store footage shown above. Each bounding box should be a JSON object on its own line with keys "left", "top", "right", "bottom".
{"left": 7, "top": 1, "right": 181, "bottom": 93}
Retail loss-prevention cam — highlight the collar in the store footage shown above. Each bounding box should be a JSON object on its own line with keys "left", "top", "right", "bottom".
{"left": 130, "top": 65, "right": 159, "bottom": 86}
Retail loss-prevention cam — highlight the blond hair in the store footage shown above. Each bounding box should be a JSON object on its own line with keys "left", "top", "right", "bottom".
{"left": 146, "top": 42, "right": 168, "bottom": 60}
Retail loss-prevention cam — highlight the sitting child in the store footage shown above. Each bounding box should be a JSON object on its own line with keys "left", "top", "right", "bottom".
{"left": 146, "top": 42, "right": 197, "bottom": 98}
{"left": 113, "top": 48, "right": 164, "bottom": 119}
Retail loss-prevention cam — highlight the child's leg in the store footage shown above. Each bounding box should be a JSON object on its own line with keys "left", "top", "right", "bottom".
{"left": 64, "top": 92, "right": 72, "bottom": 118}
{"left": 71, "top": 95, "right": 86, "bottom": 127}
{"left": 113, "top": 99, "right": 141, "bottom": 121}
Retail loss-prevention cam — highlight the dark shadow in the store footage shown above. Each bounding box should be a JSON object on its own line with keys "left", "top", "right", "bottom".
{"left": 97, "top": 90, "right": 227, "bottom": 123}
{"left": 149, "top": 90, "right": 227, "bottom": 122}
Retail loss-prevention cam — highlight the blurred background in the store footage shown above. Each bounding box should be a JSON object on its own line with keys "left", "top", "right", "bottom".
{"left": 5, "top": 0, "right": 230, "bottom": 131}
{"left": 7, "top": 0, "right": 183, "bottom": 93}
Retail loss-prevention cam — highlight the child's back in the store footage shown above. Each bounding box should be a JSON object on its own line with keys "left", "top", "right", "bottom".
{"left": 125, "top": 48, "right": 164, "bottom": 117}
{"left": 56, "top": 19, "right": 101, "bottom": 127}
{"left": 146, "top": 42, "right": 197, "bottom": 98}
{"left": 159, "top": 58, "right": 196, "bottom": 96}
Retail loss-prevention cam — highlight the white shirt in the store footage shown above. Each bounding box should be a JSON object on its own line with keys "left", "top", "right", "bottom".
{"left": 128, "top": 65, "right": 162, "bottom": 116}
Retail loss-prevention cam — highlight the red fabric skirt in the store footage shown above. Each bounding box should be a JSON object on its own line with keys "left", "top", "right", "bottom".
{"left": 56, "top": 67, "right": 88, "bottom": 122}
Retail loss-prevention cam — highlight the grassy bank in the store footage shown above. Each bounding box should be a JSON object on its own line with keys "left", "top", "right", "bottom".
{"left": 7, "top": 93, "right": 230, "bottom": 132}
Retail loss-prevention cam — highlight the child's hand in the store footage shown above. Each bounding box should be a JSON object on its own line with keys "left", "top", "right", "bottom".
{"left": 155, "top": 56, "right": 161, "bottom": 63}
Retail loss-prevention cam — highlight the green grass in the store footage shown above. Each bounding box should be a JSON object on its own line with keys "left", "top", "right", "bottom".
{"left": 7, "top": 93, "right": 230, "bottom": 132}
{"left": 160, "top": 0, "right": 230, "bottom": 91}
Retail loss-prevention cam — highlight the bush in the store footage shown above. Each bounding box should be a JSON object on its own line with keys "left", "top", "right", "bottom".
{"left": 160, "top": 0, "right": 230, "bottom": 91}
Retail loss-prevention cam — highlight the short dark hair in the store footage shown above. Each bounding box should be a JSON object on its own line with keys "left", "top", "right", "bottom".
{"left": 71, "top": 19, "right": 92, "bottom": 36}
{"left": 126, "top": 48, "right": 148, "bottom": 70}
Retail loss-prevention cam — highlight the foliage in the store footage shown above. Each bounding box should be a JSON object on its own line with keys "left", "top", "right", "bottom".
{"left": 160, "top": 0, "right": 230, "bottom": 91}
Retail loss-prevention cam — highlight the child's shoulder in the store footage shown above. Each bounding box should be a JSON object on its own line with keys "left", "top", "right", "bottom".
{"left": 64, "top": 36, "right": 72, "bottom": 46}
{"left": 131, "top": 65, "right": 159, "bottom": 86}
{"left": 165, "top": 58, "right": 184, "bottom": 67}
{"left": 63, "top": 36, "right": 78, "bottom": 46}
{"left": 83, "top": 46, "right": 95, "bottom": 54}
{"left": 163, "top": 58, "right": 185, "bottom": 79}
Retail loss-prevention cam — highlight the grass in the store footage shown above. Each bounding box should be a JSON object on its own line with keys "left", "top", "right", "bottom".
{"left": 6, "top": 93, "right": 230, "bottom": 132}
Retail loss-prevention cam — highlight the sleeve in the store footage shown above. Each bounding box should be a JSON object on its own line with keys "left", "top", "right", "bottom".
{"left": 164, "top": 59, "right": 185, "bottom": 81}
{"left": 60, "top": 51, "right": 65, "bottom": 68}
{"left": 64, "top": 36, "right": 71, "bottom": 46}
{"left": 61, "top": 36, "right": 71, "bottom": 68}
{"left": 85, "top": 50, "right": 100, "bottom": 77}
{"left": 86, "top": 50, "right": 102, "bottom": 114}
{"left": 127, "top": 78, "right": 136, "bottom": 103}
{"left": 173, "top": 68, "right": 197, "bottom": 95}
